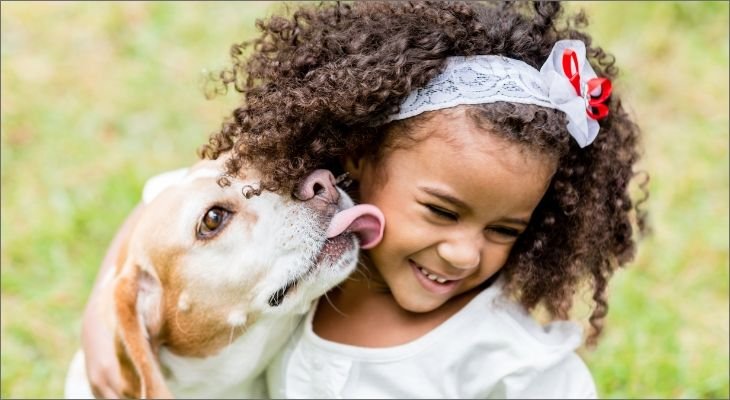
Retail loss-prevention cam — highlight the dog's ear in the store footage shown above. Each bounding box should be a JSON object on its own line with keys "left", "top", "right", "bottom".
{"left": 114, "top": 262, "right": 172, "bottom": 399}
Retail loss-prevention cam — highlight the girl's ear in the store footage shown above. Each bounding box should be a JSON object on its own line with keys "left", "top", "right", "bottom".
{"left": 343, "top": 157, "right": 364, "bottom": 180}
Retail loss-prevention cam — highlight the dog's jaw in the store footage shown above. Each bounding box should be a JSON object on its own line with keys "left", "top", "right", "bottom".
{"left": 254, "top": 187, "right": 363, "bottom": 315}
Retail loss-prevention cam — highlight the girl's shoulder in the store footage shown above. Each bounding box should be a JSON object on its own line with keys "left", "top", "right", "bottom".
{"left": 462, "top": 281, "right": 584, "bottom": 353}
{"left": 457, "top": 284, "right": 597, "bottom": 397}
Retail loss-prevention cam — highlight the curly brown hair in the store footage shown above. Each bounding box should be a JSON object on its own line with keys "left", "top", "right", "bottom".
{"left": 200, "top": 1, "right": 648, "bottom": 345}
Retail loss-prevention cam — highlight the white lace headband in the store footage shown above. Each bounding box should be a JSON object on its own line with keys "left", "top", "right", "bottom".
{"left": 385, "top": 40, "right": 612, "bottom": 148}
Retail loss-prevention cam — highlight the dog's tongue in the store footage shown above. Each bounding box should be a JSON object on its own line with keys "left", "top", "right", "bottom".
{"left": 326, "top": 204, "right": 385, "bottom": 249}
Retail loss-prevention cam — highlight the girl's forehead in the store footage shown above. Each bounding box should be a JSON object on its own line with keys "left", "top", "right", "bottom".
{"left": 370, "top": 117, "right": 556, "bottom": 218}
{"left": 389, "top": 107, "right": 493, "bottom": 149}
{"left": 385, "top": 107, "right": 556, "bottom": 171}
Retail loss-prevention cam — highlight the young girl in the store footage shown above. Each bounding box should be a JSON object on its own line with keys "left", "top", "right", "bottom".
{"left": 83, "top": 1, "right": 647, "bottom": 398}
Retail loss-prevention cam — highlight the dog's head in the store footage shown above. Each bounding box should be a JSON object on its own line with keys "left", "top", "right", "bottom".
{"left": 113, "top": 157, "right": 384, "bottom": 398}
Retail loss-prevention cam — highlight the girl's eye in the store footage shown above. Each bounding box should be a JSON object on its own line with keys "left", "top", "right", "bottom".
{"left": 197, "top": 206, "right": 231, "bottom": 238}
{"left": 426, "top": 204, "right": 458, "bottom": 221}
{"left": 487, "top": 226, "right": 521, "bottom": 238}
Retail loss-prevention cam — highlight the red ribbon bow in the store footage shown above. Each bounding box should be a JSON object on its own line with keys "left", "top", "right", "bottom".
{"left": 562, "top": 48, "right": 612, "bottom": 120}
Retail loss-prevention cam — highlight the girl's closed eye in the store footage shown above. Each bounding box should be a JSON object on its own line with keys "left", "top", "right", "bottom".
{"left": 487, "top": 226, "right": 521, "bottom": 238}
{"left": 424, "top": 203, "right": 523, "bottom": 239}
{"left": 425, "top": 204, "right": 459, "bottom": 221}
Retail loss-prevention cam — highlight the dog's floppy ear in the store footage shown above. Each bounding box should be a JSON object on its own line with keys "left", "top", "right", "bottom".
{"left": 114, "top": 262, "right": 172, "bottom": 399}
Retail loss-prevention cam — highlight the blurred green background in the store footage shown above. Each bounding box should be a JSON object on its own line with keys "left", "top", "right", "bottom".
{"left": 1, "top": 1, "right": 728, "bottom": 398}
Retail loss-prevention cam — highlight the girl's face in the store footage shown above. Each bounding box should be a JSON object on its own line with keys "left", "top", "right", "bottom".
{"left": 347, "top": 109, "right": 557, "bottom": 313}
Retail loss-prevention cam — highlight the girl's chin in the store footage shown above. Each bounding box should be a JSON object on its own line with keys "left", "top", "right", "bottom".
{"left": 391, "top": 290, "right": 450, "bottom": 313}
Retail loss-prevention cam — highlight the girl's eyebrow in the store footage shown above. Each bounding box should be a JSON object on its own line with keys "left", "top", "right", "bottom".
{"left": 418, "top": 186, "right": 470, "bottom": 211}
{"left": 419, "top": 186, "right": 529, "bottom": 227}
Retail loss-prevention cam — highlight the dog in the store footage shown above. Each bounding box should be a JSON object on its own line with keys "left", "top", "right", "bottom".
{"left": 64, "top": 156, "right": 384, "bottom": 398}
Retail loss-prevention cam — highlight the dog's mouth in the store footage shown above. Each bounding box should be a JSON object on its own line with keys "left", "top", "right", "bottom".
{"left": 268, "top": 277, "right": 300, "bottom": 308}
{"left": 268, "top": 205, "right": 384, "bottom": 307}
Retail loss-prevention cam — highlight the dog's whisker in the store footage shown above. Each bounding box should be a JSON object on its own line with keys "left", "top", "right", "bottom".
{"left": 227, "top": 325, "right": 236, "bottom": 350}
{"left": 224, "top": 322, "right": 250, "bottom": 357}
{"left": 353, "top": 260, "right": 391, "bottom": 293}
{"left": 174, "top": 309, "right": 190, "bottom": 335}
{"left": 322, "top": 291, "right": 348, "bottom": 318}
{"left": 334, "top": 172, "right": 350, "bottom": 186}
{"left": 353, "top": 262, "right": 372, "bottom": 282}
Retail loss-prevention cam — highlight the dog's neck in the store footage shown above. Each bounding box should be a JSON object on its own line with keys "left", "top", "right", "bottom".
{"left": 159, "top": 311, "right": 307, "bottom": 398}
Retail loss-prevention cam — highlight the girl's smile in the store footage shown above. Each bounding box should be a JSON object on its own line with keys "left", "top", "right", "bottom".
{"left": 410, "top": 260, "right": 462, "bottom": 294}
{"left": 346, "top": 108, "right": 558, "bottom": 313}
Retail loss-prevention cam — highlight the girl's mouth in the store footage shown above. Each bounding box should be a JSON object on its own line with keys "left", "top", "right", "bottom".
{"left": 416, "top": 265, "right": 449, "bottom": 283}
{"left": 409, "top": 260, "right": 460, "bottom": 294}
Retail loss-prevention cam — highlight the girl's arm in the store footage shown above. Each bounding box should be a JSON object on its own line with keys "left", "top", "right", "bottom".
{"left": 81, "top": 204, "right": 144, "bottom": 398}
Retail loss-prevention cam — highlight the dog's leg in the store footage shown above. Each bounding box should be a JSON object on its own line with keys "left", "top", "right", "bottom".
{"left": 114, "top": 264, "right": 172, "bottom": 399}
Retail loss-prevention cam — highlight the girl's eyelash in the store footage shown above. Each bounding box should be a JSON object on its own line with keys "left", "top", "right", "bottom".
{"left": 426, "top": 204, "right": 458, "bottom": 220}
{"left": 488, "top": 226, "right": 521, "bottom": 237}
{"left": 424, "top": 203, "right": 521, "bottom": 237}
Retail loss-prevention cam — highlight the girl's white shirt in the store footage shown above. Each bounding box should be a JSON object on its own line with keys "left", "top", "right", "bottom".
{"left": 266, "top": 281, "right": 597, "bottom": 399}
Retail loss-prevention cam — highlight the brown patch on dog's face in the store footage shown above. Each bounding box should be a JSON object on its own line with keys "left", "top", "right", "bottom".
{"left": 150, "top": 255, "right": 264, "bottom": 358}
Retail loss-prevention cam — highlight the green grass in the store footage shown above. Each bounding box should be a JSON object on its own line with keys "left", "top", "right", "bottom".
{"left": 1, "top": 2, "right": 728, "bottom": 398}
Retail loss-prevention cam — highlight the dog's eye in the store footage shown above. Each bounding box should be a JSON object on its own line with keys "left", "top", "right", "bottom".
{"left": 197, "top": 206, "right": 230, "bottom": 238}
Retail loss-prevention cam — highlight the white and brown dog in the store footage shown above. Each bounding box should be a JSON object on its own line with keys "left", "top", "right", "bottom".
{"left": 64, "top": 157, "right": 384, "bottom": 398}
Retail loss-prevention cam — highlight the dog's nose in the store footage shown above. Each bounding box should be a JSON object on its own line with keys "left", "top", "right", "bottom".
{"left": 295, "top": 169, "right": 340, "bottom": 203}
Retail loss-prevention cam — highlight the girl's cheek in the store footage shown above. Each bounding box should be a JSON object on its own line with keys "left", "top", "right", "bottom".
{"left": 484, "top": 243, "right": 514, "bottom": 273}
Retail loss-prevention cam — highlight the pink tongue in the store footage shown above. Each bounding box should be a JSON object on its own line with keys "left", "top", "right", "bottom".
{"left": 326, "top": 204, "right": 385, "bottom": 249}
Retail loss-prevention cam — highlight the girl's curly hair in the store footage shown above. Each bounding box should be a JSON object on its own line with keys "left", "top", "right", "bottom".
{"left": 200, "top": 1, "right": 648, "bottom": 345}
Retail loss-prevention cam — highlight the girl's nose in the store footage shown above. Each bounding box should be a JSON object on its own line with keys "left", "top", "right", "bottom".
{"left": 294, "top": 169, "right": 340, "bottom": 203}
{"left": 436, "top": 234, "right": 482, "bottom": 271}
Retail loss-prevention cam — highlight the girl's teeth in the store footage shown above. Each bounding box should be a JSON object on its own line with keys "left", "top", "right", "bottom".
{"left": 418, "top": 266, "right": 448, "bottom": 284}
